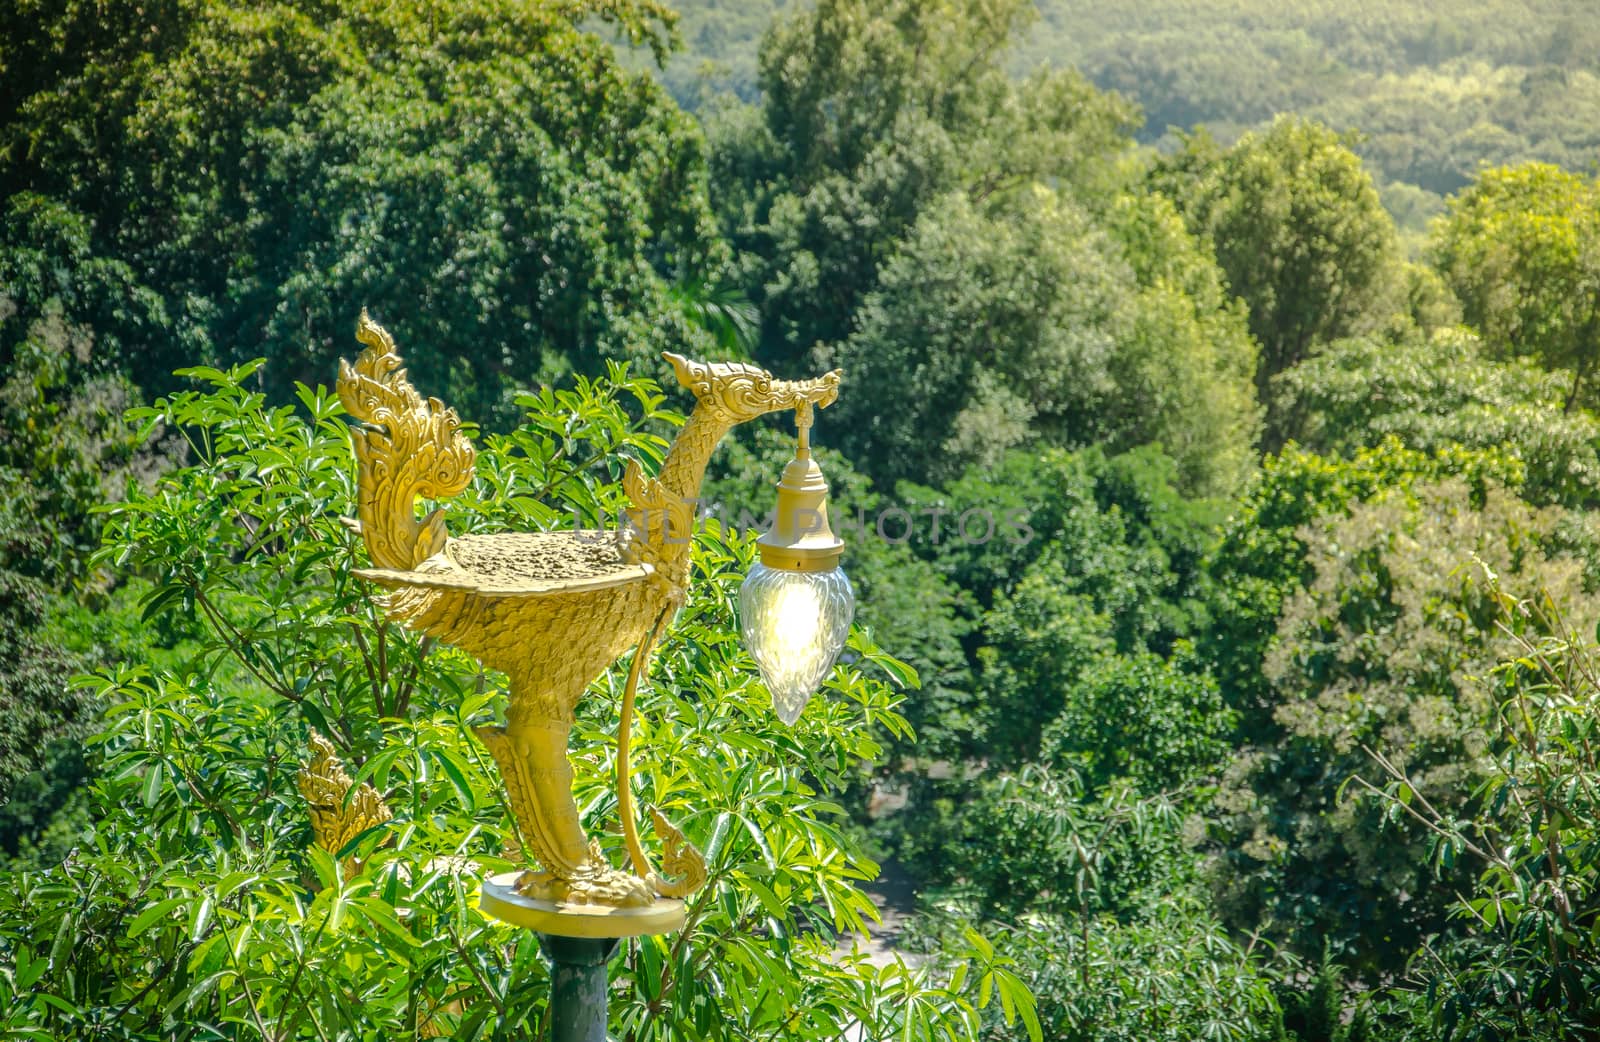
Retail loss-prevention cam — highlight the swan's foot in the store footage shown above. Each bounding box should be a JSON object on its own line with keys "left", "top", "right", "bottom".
{"left": 646, "top": 808, "right": 707, "bottom": 899}
{"left": 513, "top": 856, "right": 654, "bottom": 908}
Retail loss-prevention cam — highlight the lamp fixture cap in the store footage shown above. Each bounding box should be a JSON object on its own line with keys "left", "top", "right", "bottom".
{"left": 756, "top": 453, "right": 844, "bottom": 572}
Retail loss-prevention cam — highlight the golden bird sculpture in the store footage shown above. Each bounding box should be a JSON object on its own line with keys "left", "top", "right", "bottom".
{"left": 334, "top": 311, "right": 841, "bottom": 936}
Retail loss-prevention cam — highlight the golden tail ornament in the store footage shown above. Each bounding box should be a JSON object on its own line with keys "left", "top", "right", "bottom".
{"left": 336, "top": 310, "right": 475, "bottom": 570}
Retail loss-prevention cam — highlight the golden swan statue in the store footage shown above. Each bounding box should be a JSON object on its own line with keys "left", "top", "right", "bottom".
{"left": 332, "top": 311, "right": 840, "bottom": 935}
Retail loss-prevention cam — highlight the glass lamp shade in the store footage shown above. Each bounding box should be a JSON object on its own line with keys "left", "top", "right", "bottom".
{"left": 739, "top": 561, "right": 855, "bottom": 725}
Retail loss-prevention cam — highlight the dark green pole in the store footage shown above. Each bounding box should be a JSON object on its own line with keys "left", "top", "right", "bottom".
{"left": 537, "top": 934, "right": 618, "bottom": 1042}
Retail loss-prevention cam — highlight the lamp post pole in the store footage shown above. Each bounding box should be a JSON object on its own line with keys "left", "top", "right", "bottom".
{"left": 538, "top": 935, "right": 618, "bottom": 1042}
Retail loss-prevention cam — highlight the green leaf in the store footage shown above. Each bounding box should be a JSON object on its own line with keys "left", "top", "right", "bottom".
{"left": 428, "top": 747, "right": 477, "bottom": 813}
{"left": 129, "top": 897, "right": 188, "bottom": 939}
{"left": 306, "top": 845, "right": 340, "bottom": 891}
{"left": 141, "top": 762, "right": 164, "bottom": 807}
{"left": 139, "top": 583, "right": 187, "bottom": 623}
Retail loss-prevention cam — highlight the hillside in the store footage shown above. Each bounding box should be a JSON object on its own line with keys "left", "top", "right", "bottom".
{"left": 657, "top": 0, "right": 1600, "bottom": 233}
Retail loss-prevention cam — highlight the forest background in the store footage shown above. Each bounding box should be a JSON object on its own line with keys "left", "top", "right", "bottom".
{"left": 4, "top": 0, "right": 1600, "bottom": 1039}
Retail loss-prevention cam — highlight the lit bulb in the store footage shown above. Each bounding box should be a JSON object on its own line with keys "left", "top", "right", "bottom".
{"left": 739, "top": 561, "right": 855, "bottom": 724}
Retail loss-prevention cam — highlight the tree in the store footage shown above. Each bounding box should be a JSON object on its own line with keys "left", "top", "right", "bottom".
{"left": 1198, "top": 439, "right": 1532, "bottom": 965}
{"left": 1101, "top": 190, "right": 1262, "bottom": 494}
{"left": 1, "top": 0, "right": 724, "bottom": 425}
{"left": 1364, "top": 579, "right": 1600, "bottom": 1040}
{"left": 0, "top": 566, "right": 93, "bottom": 855}
{"left": 1209, "top": 474, "right": 1600, "bottom": 973}
{"left": 827, "top": 188, "right": 1260, "bottom": 494}
{"left": 1165, "top": 116, "right": 1402, "bottom": 398}
{"left": 825, "top": 188, "right": 1128, "bottom": 487}
{"left": 1200, "top": 439, "right": 1526, "bottom": 721}
{"left": 1431, "top": 162, "right": 1600, "bottom": 410}
{"left": 1040, "top": 649, "right": 1234, "bottom": 798}
{"left": 973, "top": 893, "right": 1286, "bottom": 1042}
{"left": 1272, "top": 328, "right": 1600, "bottom": 507}
{"left": 0, "top": 202, "right": 179, "bottom": 858}
{"left": 707, "top": 0, "right": 1136, "bottom": 369}
{"left": 948, "top": 446, "right": 1223, "bottom": 708}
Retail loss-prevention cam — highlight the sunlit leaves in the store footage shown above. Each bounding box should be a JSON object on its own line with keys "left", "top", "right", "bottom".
{"left": 1431, "top": 162, "right": 1600, "bottom": 409}
{"left": 1162, "top": 115, "right": 1402, "bottom": 398}
{"left": 0, "top": 360, "right": 1012, "bottom": 1039}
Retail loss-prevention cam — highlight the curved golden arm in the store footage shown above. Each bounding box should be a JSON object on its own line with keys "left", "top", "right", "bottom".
{"left": 615, "top": 608, "right": 707, "bottom": 900}
{"left": 337, "top": 311, "right": 476, "bottom": 570}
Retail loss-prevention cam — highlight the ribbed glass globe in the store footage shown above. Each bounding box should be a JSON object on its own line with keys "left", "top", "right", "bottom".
{"left": 738, "top": 561, "right": 855, "bottom": 725}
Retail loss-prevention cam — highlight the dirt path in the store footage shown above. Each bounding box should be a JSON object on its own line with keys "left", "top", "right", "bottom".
{"left": 834, "top": 857, "right": 923, "bottom": 968}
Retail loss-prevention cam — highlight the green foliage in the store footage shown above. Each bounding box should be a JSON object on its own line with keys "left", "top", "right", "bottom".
{"left": 661, "top": 0, "right": 1600, "bottom": 215}
{"left": 647, "top": 0, "right": 782, "bottom": 105}
{"left": 707, "top": 0, "right": 1137, "bottom": 370}
{"left": 1430, "top": 162, "right": 1600, "bottom": 409}
{"left": 1320, "top": 57, "right": 1600, "bottom": 197}
{"left": 904, "top": 765, "right": 1194, "bottom": 925}
{"left": 1011, "top": 0, "right": 1600, "bottom": 200}
{"left": 882, "top": 445, "right": 1235, "bottom": 970}
{"left": 14, "top": 0, "right": 1600, "bottom": 1031}
{"left": 830, "top": 187, "right": 1259, "bottom": 494}
{"left": 1201, "top": 438, "right": 1526, "bottom": 717}
{"left": 1, "top": 0, "right": 723, "bottom": 425}
{"left": 911, "top": 888, "right": 1287, "bottom": 1042}
{"left": 0, "top": 215, "right": 170, "bottom": 859}
{"left": 0, "top": 360, "right": 1025, "bottom": 1040}
{"left": 1276, "top": 950, "right": 1384, "bottom": 1042}
{"left": 1363, "top": 581, "right": 1600, "bottom": 1040}
{"left": 0, "top": 569, "right": 93, "bottom": 851}
{"left": 877, "top": 446, "right": 1226, "bottom": 768}
{"left": 1163, "top": 116, "right": 1402, "bottom": 397}
{"left": 1211, "top": 476, "right": 1600, "bottom": 972}
{"left": 1272, "top": 328, "right": 1600, "bottom": 507}
{"left": 827, "top": 187, "right": 1121, "bottom": 487}
{"left": 1040, "top": 649, "right": 1234, "bottom": 798}
{"left": 667, "top": 275, "right": 760, "bottom": 355}
{"left": 709, "top": 0, "right": 1260, "bottom": 496}
{"left": 0, "top": 300, "right": 155, "bottom": 586}
{"left": 1099, "top": 190, "right": 1262, "bottom": 494}
{"left": 1008, "top": 899, "right": 1284, "bottom": 1042}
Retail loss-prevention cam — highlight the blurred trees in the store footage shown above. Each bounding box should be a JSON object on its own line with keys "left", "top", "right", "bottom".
{"left": 829, "top": 187, "right": 1259, "bottom": 494}
{"left": 665, "top": 1, "right": 1600, "bottom": 242}
{"left": 1015, "top": 1, "right": 1600, "bottom": 204}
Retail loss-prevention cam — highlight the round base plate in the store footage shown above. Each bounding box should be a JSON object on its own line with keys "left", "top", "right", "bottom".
{"left": 478, "top": 872, "right": 685, "bottom": 937}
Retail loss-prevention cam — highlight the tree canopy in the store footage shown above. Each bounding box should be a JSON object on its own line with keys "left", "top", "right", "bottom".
{"left": 1, "top": 0, "right": 722, "bottom": 424}
{"left": 1431, "top": 162, "right": 1600, "bottom": 409}
{"left": 1159, "top": 116, "right": 1402, "bottom": 399}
